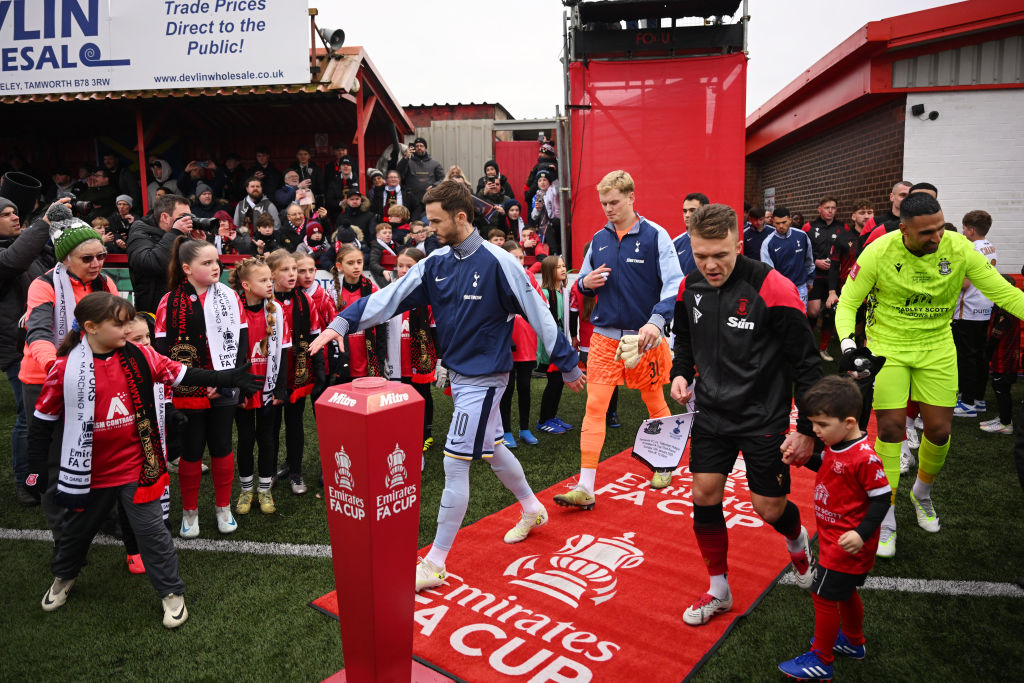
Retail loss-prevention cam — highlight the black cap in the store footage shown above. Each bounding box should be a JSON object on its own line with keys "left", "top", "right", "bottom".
{"left": 413, "top": 137, "right": 427, "bottom": 147}
{"left": 340, "top": 156, "right": 353, "bottom": 166}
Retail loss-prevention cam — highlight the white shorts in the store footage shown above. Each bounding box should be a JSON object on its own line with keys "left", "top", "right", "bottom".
{"left": 444, "top": 381, "right": 505, "bottom": 460}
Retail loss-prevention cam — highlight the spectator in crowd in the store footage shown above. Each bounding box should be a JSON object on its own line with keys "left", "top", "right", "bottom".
{"left": 743, "top": 205, "right": 770, "bottom": 259}
{"left": 147, "top": 159, "right": 179, "bottom": 208}
{"left": 324, "top": 156, "right": 358, "bottom": 222}
{"left": 952, "top": 210, "right": 998, "bottom": 418}
{"left": 760, "top": 206, "right": 815, "bottom": 307}
{"left": 280, "top": 203, "right": 328, "bottom": 253}
{"left": 288, "top": 145, "right": 324, "bottom": 207}
{"left": 191, "top": 182, "right": 220, "bottom": 220}
{"left": 445, "top": 165, "right": 472, "bottom": 190}
{"left": 326, "top": 144, "right": 352, "bottom": 180}
{"left": 249, "top": 213, "right": 281, "bottom": 257}
{"left": 106, "top": 195, "right": 134, "bottom": 250}
{"left": 46, "top": 168, "right": 75, "bottom": 202}
{"left": 525, "top": 142, "right": 558, "bottom": 208}
{"left": 90, "top": 217, "right": 122, "bottom": 255}
{"left": 530, "top": 169, "right": 560, "bottom": 253}
{"left": 335, "top": 188, "right": 375, "bottom": 257}
{"left": 221, "top": 153, "right": 248, "bottom": 205}
{"left": 179, "top": 160, "right": 219, "bottom": 199}
{"left": 126, "top": 193, "right": 196, "bottom": 313}
{"left": 487, "top": 228, "right": 506, "bottom": 246}
{"left": 101, "top": 152, "right": 141, "bottom": 208}
{"left": 234, "top": 177, "right": 280, "bottom": 232}
{"left": 387, "top": 204, "right": 412, "bottom": 245}
{"left": 78, "top": 168, "right": 118, "bottom": 222}
{"left": 212, "top": 210, "right": 250, "bottom": 255}
{"left": 475, "top": 160, "right": 515, "bottom": 199}
{"left": 368, "top": 222, "right": 400, "bottom": 287}
{"left": 404, "top": 219, "right": 439, "bottom": 255}
{"left": 248, "top": 146, "right": 282, "bottom": 198}
{"left": 371, "top": 169, "right": 414, "bottom": 223}
{"left": 674, "top": 191, "right": 709, "bottom": 276}
{"left": 0, "top": 196, "right": 56, "bottom": 506}
{"left": 274, "top": 170, "right": 305, "bottom": 210}
{"left": 502, "top": 199, "right": 526, "bottom": 240}
{"left": 477, "top": 176, "right": 510, "bottom": 237}
{"left": 520, "top": 227, "right": 549, "bottom": 274}
{"left": 397, "top": 137, "right": 444, "bottom": 215}
{"left": 295, "top": 219, "right": 335, "bottom": 271}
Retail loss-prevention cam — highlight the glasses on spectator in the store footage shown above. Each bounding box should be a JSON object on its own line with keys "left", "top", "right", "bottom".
{"left": 77, "top": 251, "right": 107, "bottom": 264}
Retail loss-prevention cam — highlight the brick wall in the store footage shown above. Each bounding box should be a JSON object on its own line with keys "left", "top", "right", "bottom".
{"left": 747, "top": 96, "right": 907, "bottom": 222}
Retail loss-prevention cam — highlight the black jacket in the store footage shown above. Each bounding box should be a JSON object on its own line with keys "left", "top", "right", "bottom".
{"left": 805, "top": 217, "right": 840, "bottom": 278}
{"left": 126, "top": 216, "right": 179, "bottom": 314}
{"left": 0, "top": 218, "right": 53, "bottom": 370}
{"left": 671, "top": 255, "right": 822, "bottom": 437}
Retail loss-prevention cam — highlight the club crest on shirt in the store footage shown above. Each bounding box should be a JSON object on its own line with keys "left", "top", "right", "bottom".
{"left": 832, "top": 459, "right": 844, "bottom": 475}
{"left": 938, "top": 259, "right": 951, "bottom": 275}
{"left": 736, "top": 298, "right": 749, "bottom": 316}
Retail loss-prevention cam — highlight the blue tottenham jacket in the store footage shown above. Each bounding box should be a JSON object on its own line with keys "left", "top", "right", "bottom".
{"left": 673, "top": 231, "right": 697, "bottom": 276}
{"left": 575, "top": 216, "right": 683, "bottom": 338}
{"left": 760, "top": 227, "right": 815, "bottom": 288}
{"left": 328, "top": 230, "right": 581, "bottom": 380}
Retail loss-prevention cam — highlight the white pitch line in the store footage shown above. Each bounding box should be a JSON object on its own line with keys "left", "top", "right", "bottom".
{"left": 777, "top": 572, "right": 1024, "bottom": 598}
{"left": 5, "top": 527, "right": 1022, "bottom": 598}
{"left": 0, "top": 527, "right": 332, "bottom": 558}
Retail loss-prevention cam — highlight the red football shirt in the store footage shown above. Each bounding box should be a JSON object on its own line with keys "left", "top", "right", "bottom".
{"left": 154, "top": 287, "right": 249, "bottom": 361}
{"left": 813, "top": 436, "right": 891, "bottom": 574}
{"left": 35, "top": 345, "right": 186, "bottom": 489}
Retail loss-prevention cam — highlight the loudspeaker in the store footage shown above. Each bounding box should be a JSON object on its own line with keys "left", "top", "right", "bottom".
{"left": 320, "top": 28, "right": 345, "bottom": 51}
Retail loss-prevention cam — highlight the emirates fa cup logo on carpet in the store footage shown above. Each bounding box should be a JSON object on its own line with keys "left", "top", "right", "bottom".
{"left": 504, "top": 532, "right": 645, "bottom": 608}
{"left": 334, "top": 447, "right": 354, "bottom": 491}
{"left": 385, "top": 443, "right": 408, "bottom": 489}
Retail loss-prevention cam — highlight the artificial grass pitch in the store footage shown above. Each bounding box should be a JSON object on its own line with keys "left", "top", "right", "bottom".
{"left": 312, "top": 447, "right": 817, "bottom": 682}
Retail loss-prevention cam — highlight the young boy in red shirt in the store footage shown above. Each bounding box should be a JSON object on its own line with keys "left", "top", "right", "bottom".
{"left": 780, "top": 375, "right": 891, "bottom": 681}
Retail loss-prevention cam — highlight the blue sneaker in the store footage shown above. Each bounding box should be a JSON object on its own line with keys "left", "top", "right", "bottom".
{"left": 975, "top": 399, "right": 987, "bottom": 411}
{"left": 519, "top": 430, "right": 539, "bottom": 445}
{"left": 953, "top": 400, "right": 977, "bottom": 417}
{"left": 606, "top": 412, "right": 621, "bottom": 428}
{"left": 809, "top": 633, "right": 866, "bottom": 660}
{"left": 503, "top": 432, "right": 517, "bottom": 449}
{"left": 538, "top": 419, "right": 567, "bottom": 434}
{"left": 778, "top": 651, "right": 833, "bottom": 680}
{"left": 553, "top": 417, "right": 574, "bottom": 430}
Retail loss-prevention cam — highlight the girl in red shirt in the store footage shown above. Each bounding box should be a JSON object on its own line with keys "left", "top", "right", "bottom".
{"left": 499, "top": 241, "right": 539, "bottom": 447}
{"left": 27, "top": 292, "right": 258, "bottom": 627}
{"left": 391, "top": 248, "right": 438, "bottom": 451}
{"left": 229, "top": 258, "right": 290, "bottom": 515}
{"left": 266, "top": 249, "right": 321, "bottom": 495}
{"left": 295, "top": 252, "right": 338, "bottom": 405}
{"left": 330, "top": 243, "right": 387, "bottom": 380}
{"left": 155, "top": 238, "right": 248, "bottom": 539}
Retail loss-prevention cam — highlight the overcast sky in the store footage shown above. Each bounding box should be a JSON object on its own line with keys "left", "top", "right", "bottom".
{"left": 314, "top": 0, "right": 954, "bottom": 119}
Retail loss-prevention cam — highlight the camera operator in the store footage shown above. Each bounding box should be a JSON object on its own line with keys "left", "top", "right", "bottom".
{"left": 0, "top": 196, "right": 59, "bottom": 506}
{"left": 126, "top": 193, "right": 204, "bottom": 314}
{"left": 106, "top": 195, "right": 133, "bottom": 251}
{"left": 77, "top": 167, "right": 118, "bottom": 221}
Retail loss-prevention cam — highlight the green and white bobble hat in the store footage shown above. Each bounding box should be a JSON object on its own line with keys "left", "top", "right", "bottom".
{"left": 49, "top": 203, "right": 100, "bottom": 261}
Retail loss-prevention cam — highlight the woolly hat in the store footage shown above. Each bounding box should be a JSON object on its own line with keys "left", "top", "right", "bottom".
{"left": 305, "top": 220, "right": 324, "bottom": 238}
{"left": 115, "top": 194, "right": 133, "bottom": 208}
{"left": 535, "top": 167, "right": 554, "bottom": 181}
{"left": 366, "top": 168, "right": 384, "bottom": 181}
{"left": 49, "top": 203, "right": 101, "bottom": 261}
{"left": 195, "top": 182, "right": 213, "bottom": 198}
{"left": 540, "top": 142, "right": 556, "bottom": 156}
{"left": 0, "top": 197, "right": 15, "bottom": 214}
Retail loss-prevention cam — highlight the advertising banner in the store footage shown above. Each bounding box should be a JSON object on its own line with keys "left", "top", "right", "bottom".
{"left": 568, "top": 53, "right": 747, "bottom": 268}
{"left": 0, "top": 0, "right": 309, "bottom": 96}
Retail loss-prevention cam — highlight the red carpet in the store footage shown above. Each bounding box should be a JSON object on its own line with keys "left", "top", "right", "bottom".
{"left": 312, "top": 435, "right": 836, "bottom": 682}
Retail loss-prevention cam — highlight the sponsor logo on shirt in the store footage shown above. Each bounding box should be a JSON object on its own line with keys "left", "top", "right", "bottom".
{"left": 726, "top": 316, "right": 754, "bottom": 330}
{"left": 894, "top": 262, "right": 902, "bottom": 273}
{"left": 625, "top": 258, "right": 645, "bottom": 264}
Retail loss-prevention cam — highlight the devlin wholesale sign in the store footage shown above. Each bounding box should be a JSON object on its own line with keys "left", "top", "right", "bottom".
{"left": 0, "top": 0, "right": 309, "bottom": 96}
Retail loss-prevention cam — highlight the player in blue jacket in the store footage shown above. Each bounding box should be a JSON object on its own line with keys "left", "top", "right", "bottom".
{"left": 760, "top": 205, "right": 815, "bottom": 307}
{"left": 554, "top": 170, "right": 684, "bottom": 509}
{"left": 307, "top": 180, "right": 585, "bottom": 592}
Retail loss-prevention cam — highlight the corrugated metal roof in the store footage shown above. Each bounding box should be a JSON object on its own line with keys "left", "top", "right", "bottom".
{"left": 892, "top": 35, "right": 1024, "bottom": 88}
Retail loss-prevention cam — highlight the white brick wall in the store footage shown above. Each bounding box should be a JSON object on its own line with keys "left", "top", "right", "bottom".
{"left": 903, "top": 90, "right": 1024, "bottom": 274}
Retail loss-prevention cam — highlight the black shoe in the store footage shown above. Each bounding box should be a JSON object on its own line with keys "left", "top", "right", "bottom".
{"left": 16, "top": 483, "right": 40, "bottom": 507}
{"left": 606, "top": 412, "right": 621, "bottom": 428}
{"left": 273, "top": 464, "right": 291, "bottom": 486}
